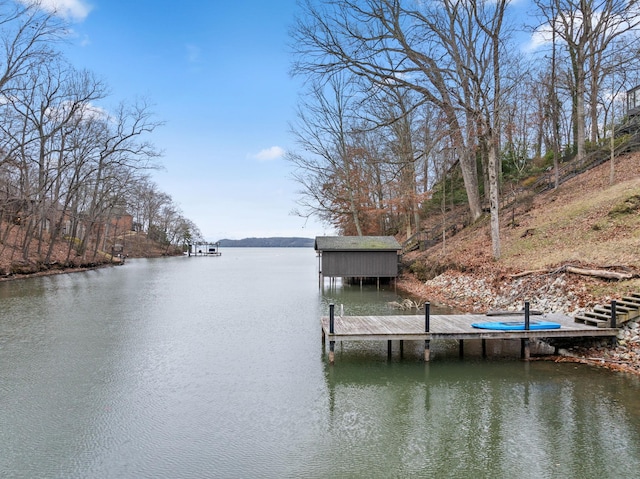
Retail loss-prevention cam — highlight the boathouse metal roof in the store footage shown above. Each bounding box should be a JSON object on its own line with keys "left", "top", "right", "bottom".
{"left": 314, "top": 236, "right": 401, "bottom": 252}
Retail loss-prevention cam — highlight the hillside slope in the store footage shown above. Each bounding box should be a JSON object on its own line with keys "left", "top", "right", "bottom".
{"left": 399, "top": 152, "right": 640, "bottom": 315}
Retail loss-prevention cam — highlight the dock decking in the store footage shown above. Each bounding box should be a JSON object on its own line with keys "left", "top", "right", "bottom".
{"left": 321, "top": 310, "right": 618, "bottom": 363}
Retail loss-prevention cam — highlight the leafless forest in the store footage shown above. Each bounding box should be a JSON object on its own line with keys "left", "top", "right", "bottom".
{"left": 287, "top": 0, "right": 640, "bottom": 259}
{"left": 0, "top": 1, "right": 201, "bottom": 272}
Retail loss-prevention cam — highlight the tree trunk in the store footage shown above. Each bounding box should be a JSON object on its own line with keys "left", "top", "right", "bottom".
{"left": 487, "top": 136, "right": 501, "bottom": 259}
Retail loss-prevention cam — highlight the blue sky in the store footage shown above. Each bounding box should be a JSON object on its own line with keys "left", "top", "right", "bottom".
{"left": 50, "top": 0, "right": 331, "bottom": 241}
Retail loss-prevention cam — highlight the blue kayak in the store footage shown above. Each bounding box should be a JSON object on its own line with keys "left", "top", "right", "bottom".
{"left": 471, "top": 320, "right": 561, "bottom": 331}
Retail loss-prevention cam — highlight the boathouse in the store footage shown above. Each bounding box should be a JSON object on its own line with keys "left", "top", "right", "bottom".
{"left": 187, "top": 242, "right": 221, "bottom": 256}
{"left": 315, "top": 236, "right": 401, "bottom": 286}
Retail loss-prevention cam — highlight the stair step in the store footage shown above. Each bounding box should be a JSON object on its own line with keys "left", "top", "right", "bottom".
{"left": 621, "top": 296, "right": 640, "bottom": 319}
{"left": 594, "top": 306, "right": 629, "bottom": 321}
{"left": 618, "top": 299, "right": 640, "bottom": 309}
{"left": 621, "top": 297, "right": 640, "bottom": 308}
{"left": 574, "top": 293, "right": 640, "bottom": 329}
{"left": 617, "top": 300, "right": 640, "bottom": 321}
{"left": 574, "top": 315, "right": 610, "bottom": 327}
{"left": 585, "top": 310, "right": 614, "bottom": 320}
{"left": 598, "top": 303, "right": 634, "bottom": 313}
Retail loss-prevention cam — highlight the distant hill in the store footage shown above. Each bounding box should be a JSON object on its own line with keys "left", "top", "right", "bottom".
{"left": 217, "top": 237, "right": 315, "bottom": 247}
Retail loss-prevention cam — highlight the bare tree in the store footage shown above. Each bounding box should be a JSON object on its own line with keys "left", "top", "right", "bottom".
{"left": 292, "top": 0, "right": 514, "bottom": 257}
{"left": 0, "top": 3, "right": 201, "bottom": 267}
{"left": 76, "top": 99, "right": 162, "bottom": 259}
{"left": 288, "top": 75, "right": 368, "bottom": 235}
{"left": 0, "top": 60, "right": 110, "bottom": 260}
{"left": 358, "top": 83, "right": 428, "bottom": 237}
{"left": 0, "top": 0, "right": 65, "bottom": 98}
{"left": 534, "top": 0, "right": 640, "bottom": 162}
{"left": 291, "top": 0, "right": 484, "bottom": 223}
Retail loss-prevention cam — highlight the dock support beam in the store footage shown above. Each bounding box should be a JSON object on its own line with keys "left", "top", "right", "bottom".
{"left": 424, "top": 302, "right": 431, "bottom": 362}
{"left": 610, "top": 300, "right": 618, "bottom": 347}
{"left": 610, "top": 300, "right": 617, "bottom": 328}
{"left": 522, "top": 301, "right": 531, "bottom": 360}
{"left": 329, "top": 304, "right": 335, "bottom": 364}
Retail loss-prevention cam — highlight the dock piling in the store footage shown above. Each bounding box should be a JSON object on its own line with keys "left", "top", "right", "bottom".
{"left": 522, "top": 301, "right": 531, "bottom": 360}
{"left": 610, "top": 300, "right": 617, "bottom": 328}
{"left": 329, "top": 304, "right": 335, "bottom": 334}
{"left": 610, "top": 300, "right": 618, "bottom": 347}
{"left": 329, "top": 304, "right": 335, "bottom": 364}
{"left": 425, "top": 302, "right": 430, "bottom": 332}
{"left": 424, "top": 302, "right": 431, "bottom": 362}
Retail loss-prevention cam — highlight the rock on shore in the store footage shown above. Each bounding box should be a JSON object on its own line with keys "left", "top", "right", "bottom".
{"left": 397, "top": 269, "right": 593, "bottom": 315}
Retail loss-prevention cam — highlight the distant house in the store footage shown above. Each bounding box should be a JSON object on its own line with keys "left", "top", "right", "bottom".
{"left": 314, "top": 236, "right": 402, "bottom": 286}
{"left": 628, "top": 84, "right": 640, "bottom": 117}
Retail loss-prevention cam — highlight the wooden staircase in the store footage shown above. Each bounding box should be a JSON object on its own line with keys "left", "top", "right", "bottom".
{"left": 574, "top": 293, "right": 640, "bottom": 328}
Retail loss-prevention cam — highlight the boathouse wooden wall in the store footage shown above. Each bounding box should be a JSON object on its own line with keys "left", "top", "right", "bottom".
{"left": 315, "top": 236, "right": 401, "bottom": 279}
{"left": 321, "top": 251, "right": 398, "bottom": 277}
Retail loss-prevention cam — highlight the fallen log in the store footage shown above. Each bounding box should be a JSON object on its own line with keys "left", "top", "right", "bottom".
{"left": 510, "top": 269, "right": 549, "bottom": 278}
{"left": 564, "top": 266, "right": 633, "bottom": 280}
{"left": 511, "top": 265, "right": 633, "bottom": 280}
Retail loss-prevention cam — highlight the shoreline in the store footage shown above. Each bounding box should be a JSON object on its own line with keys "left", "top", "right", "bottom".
{"left": 0, "top": 261, "right": 121, "bottom": 283}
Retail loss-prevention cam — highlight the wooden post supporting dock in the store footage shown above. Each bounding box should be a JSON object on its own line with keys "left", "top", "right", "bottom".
{"left": 424, "top": 302, "right": 430, "bottom": 362}
{"left": 522, "top": 301, "right": 531, "bottom": 360}
{"left": 610, "top": 300, "right": 618, "bottom": 347}
{"left": 329, "top": 304, "right": 335, "bottom": 364}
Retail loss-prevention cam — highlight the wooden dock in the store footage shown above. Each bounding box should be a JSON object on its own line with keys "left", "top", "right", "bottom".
{"left": 321, "top": 305, "right": 619, "bottom": 363}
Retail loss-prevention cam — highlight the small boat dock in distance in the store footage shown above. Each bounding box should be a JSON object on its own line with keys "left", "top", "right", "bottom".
{"left": 187, "top": 242, "right": 221, "bottom": 257}
{"left": 321, "top": 302, "right": 621, "bottom": 364}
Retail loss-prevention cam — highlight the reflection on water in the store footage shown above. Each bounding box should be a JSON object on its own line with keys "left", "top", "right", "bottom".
{"left": 1, "top": 249, "right": 640, "bottom": 478}
{"left": 319, "top": 278, "right": 454, "bottom": 317}
{"left": 322, "top": 359, "right": 640, "bottom": 478}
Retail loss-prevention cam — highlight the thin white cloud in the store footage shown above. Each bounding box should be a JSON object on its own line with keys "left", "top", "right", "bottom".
{"left": 523, "top": 24, "right": 553, "bottom": 53}
{"left": 186, "top": 44, "right": 200, "bottom": 63}
{"left": 46, "top": 100, "right": 108, "bottom": 123}
{"left": 21, "top": 0, "right": 93, "bottom": 21}
{"left": 524, "top": 8, "right": 632, "bottom": 53}
{"left": 251, "top": 146, "right": 285, "bottom": 161}
{"left": 78, "top": 33, "right": 91, "bottom": 46}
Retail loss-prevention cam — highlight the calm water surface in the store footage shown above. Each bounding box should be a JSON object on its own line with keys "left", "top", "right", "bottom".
{"left": 1, "top": 248, "right": 640, "bottom": 478}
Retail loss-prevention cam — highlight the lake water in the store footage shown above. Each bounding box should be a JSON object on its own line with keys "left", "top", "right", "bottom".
{"left": 1, "top": 248, "right": 640, "bottom": 478}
